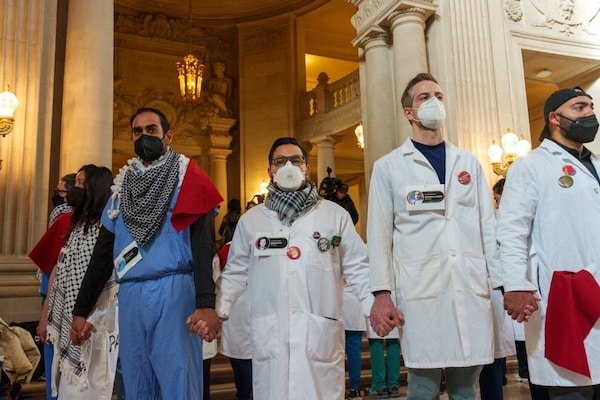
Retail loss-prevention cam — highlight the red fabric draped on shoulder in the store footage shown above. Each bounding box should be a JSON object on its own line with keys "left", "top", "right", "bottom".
{"left": 171, "top": 161, "right": 223, "bottom": 232}
{"left": 28, "top": 212, "right": 72, "bottom": 274}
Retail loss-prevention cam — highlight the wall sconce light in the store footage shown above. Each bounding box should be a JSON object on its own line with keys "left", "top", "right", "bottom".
{"left": 176, "top": 0, "right": 205, "bottom": 105}
{"left": 354, "top": 123, "right": 364, "bottom": 150}
{"left": 0, "top": 85, "right": 19, "bottom": 170}
{"left": 487, "top": 129, "right": 531, "bottom": 177}
{"left": 0, "top": 85, "right": 19, "bottom": 137}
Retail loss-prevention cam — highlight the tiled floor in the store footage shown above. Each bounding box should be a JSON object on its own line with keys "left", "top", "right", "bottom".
{"left": 361, "top": 373, "right": 532, "bottom": 399}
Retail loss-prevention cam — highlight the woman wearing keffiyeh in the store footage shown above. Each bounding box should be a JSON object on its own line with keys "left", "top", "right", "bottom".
{"left": 42, "top": 164, "right": 116, "bottom": 399}
{"left": 215, "top": 137, "right": 372, "bottom": 400}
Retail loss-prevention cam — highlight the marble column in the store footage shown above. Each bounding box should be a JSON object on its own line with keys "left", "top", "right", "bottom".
{"left": 60, "top": 0, "right": 113, "bottom": 173}
{"left": 311, "top": 136, "right": 336, "bottom": 185}
{"left": 389, "top": 8, "right": 430, "bottom": 143}
{"left": 358, "top": 29, "right": 397, "bottom": 169}
{"left": 208, "top": 117, "right": 235, "bottom": 235}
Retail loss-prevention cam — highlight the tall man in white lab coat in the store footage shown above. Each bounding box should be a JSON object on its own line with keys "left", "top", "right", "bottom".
{"left": 368, "top": 73, "right": 497, "bottom": 400}
{"left": 216, "top": 137, "right": 372, "bottom": 400}
{"left": 496, "top": 87, "right": 600, "bottom": 399}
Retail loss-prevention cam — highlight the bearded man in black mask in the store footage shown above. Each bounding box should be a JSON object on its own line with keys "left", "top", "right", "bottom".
{"left": 69, "top": 107, "right": 223, "bottom": 399}
{"left": 496, "top": 87, "right": 600, "bottom": 399}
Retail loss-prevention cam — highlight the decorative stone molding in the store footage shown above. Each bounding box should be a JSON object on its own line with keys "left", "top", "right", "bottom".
{"left": 504, "top": 0, "right": 523, "bottom": 22}
{"left": 354, "top": 26, "right": 391, "bottom": 48}
{"left": 243, "top": 27, "right": 287, "bottom": 52}
{"left": 351, "top": 0, "right": 436, "bottom": 33}
{"left": 528, "top": 0, "right": 600, "bottom": 36}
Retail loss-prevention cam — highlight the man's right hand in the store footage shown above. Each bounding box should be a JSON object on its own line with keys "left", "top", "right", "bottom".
{"left": 369, "top": 291, "right": 404, "bottom": 337}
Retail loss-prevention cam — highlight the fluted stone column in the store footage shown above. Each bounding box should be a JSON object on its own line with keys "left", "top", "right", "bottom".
{"left": 311, "top": 136, "right": 336, "bottom": 185}
{"left": 208, "top": 117, "right": 235, "bottom": 235}
{"left": 389, "top": 8, "right": 430, "bottom": 143}
{"left": 60, "top": 0, "right": 113, "bottom": 173}
{"left": 358, "top": 29, "right": 397, "bottom": 168}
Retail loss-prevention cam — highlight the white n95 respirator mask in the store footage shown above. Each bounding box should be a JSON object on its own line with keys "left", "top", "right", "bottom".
{"left": 416, "top": 97, "right": 446, "bottom": 130}
{"left": 274, "top": 161, "right": 305, "bottom": 191}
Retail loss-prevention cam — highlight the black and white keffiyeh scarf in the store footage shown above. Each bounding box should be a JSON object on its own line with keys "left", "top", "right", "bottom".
{"left": 265, "top": 181, "right": 320, "bottom": 226}
{"left": 120, "top": 149, "right": 180, "bottom": 246}
{"left": 46, "top": 221, "right": 116, "bottom": 389}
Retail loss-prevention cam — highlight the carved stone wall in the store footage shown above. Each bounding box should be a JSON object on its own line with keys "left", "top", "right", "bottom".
{"left": 113, "top": 6, "right": 239, "bottom": 174}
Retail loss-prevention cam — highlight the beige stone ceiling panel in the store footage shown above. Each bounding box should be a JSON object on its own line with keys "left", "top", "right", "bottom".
{"left": 116, "top": 0, "right": 328, "bottom": 22}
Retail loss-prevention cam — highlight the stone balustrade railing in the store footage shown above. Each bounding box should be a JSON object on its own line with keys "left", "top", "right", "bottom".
{"left": 300, "top": 69, "right": 360, "bottom": 119}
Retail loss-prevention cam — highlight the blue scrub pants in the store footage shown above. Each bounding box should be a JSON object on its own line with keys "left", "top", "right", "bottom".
{"left": 118, "top": 274, "right": 203, "bottom": 400}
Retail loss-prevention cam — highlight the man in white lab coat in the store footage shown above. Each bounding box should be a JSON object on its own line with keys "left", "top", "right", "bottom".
{"left": 216, "top": 137, "right": 371, "bottom": 400}
{"left": 497, "top": 87, "right": 600, "bottom": 399}
{"left": 368, "top": 73, "right": 497, "bottom": 400}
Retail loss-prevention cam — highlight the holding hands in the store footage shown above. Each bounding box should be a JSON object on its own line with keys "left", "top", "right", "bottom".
{"left": 504, "top": 290, "right": 540, "bottom": 322}
{"left": 186, "top": 308, "right": 221, "bottom": 342}
{"left": 369, "top": 292, "right": 404, "bottom": 337}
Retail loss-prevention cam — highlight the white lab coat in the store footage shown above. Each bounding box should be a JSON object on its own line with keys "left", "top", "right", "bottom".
{"left": 217, "top": 199, "right": 371, "bottom": 400}
{"left": 496, "top": 139, "right": 600, "bottom": 386}
{"left": 342, "top": 277, "right": 368, "bottom": 332}
{"left": 368, "top": 138, "right": 496, "bottom": 368}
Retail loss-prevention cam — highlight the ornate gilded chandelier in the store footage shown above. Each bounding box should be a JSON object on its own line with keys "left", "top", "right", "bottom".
{"left": 176, "top": 0, "right": 205, "bottom": 105}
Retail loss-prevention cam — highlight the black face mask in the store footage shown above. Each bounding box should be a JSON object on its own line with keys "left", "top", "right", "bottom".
{"left": 51, "top": 193, "right": 65, "bottom": 208}
{"left": 558, "top": 114, "right": 599, "bottom": 144}
{"left": 66, "top": 186, "right": 86, "bottom": 208}
{"left": 134, "top": 135, "right": 165, "bottom": 162}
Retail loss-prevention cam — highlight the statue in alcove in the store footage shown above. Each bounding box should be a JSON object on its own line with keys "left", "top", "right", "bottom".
{"left": 206, "top": 61, "right": 234, "bottom": 118}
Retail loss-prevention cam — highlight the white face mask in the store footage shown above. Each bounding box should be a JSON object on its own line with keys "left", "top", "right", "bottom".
{"left": 415, "top": 96, "right": 446, "bottom": 129}
{"left": 273, "top": 161, "right": 305, "bottom": 191}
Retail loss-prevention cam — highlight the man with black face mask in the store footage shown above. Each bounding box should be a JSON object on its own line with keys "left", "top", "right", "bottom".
{"left": 496, "top": 87, "right": 600, "bottom": 399}
{"left": 69, "top": 107, "right": 223, "bottom": 399}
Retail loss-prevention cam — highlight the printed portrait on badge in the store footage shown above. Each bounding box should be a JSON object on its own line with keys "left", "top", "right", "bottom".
{"left": 255, "top": 236, "right": 270, "bottom": 251}
{"left": 406, "top": 190, "right": 424, "bottom": 205}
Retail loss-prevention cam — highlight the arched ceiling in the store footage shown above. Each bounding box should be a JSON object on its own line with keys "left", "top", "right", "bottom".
{"left": 116, "top": 0, "right": 330, "bottom": 23}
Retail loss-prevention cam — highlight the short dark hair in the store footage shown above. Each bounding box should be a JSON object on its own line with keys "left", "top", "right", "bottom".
{"left": 492, "top": 178, "right": 505, "bottom": 196}
{"left": 267, "top": 137, "right": 308, "bottom": 165}
{"left": 129, "top": 107, "right": 171, "bottom": 133}
{"left": 61, "top": 173, "right": 76, "bottom": 190}
{"left": 227, "top": 198, "right": 241, "bottom": 213}
{"left": 401, "top": 73, "right": 439, "bottom": 109}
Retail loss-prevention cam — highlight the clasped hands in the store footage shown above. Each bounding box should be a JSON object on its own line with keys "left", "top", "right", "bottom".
{"left": 369, "top": 292, "right": 404, "bottom": 337}
{"left": 504, "top": 290, "right": 540, "bottom": 322}
{"left": 186, "top": 308, "right": 221, "bottom": 342}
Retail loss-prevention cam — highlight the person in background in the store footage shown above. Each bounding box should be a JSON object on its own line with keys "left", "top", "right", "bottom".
{"left": 343, "top": 275, "right": 368, "bottom": 399}
{"left": 218, "top": 239, "right": 253, "bottom": 400}
{"left": 368, "top": 73, "right": 497, "bottom": 400}
{"left": 366, "top": 288, "right": 401, "bottom": 399}
{"left": 497, "top": 87, "right": 600, "bottom": 399}
{"left": 70, "top": 107, "right": 223, "bottom": 399}
{"left": 219, "top": 198, "right": 241, "bottom": 247}
{"left": 30, "top": 172, "right": 76, "bottom": 400}
{"left": 213, "top": 137, "right": 371, "bottom": 399}
{"left": 42, "top": 165, "right": 117, "bottom": 398}
{"left": 479, "top": 178, "right": 516, "bottom": 400}
{"left": 328, "top": 183, "right": 359, "bottom": 225}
